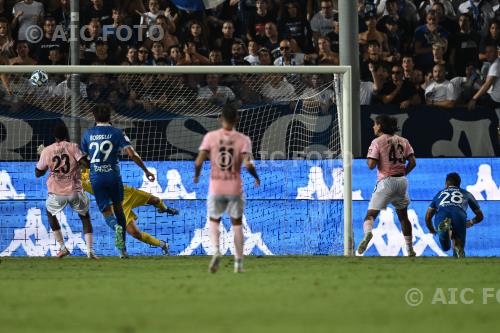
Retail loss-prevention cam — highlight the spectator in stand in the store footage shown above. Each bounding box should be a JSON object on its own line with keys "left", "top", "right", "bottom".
{"left": 50, "top": 0, "right": 70, "bottom": 34}
{"left": 185, "top": 20, "right": 209, "bottom": 57}
{"left": 33, "top": 16, "right": 68, "bottom": 65}
{"left": 247, "top": 0, "right": 276, "bottom": 43}
{"left": 168, "top": 44, "right": 182, "bottom": 65}
{"left": 197, "top": 74, "right": 236, "bottom": 106}
{"left": 430, "top": 1, "right": 458, "bottom": 35}
{"left": 359, "top": 12, "right": 389, "bottom": 55}
{"left": 479, "top": 20, "right": 500, "bottom": 62}
{"left": 260, "top": 22, "right": 281, "bottom": 58}
{"left": 214, "top": 21, "right": 236, "bottom": 63}
{"left": 82, "top": 19, "right": 103, "bottom": 58}
{"left": 52, "top": 74, "right": 87, "bottom": 98}
{"left": 414, "top": 10, "right": 449, "bottom": 72}
{"left": 9, "top": 40, "right": 37, "bottom": 65}
{"left": 316, "top": 36, "right": 338, "bottom": 65}
{"left": 360, "top": 62, "right": 384, "bottom": 105}
{"left": 457, "top": 0, "right": 494, "bottom": 36}
{"left": 139, "top": 0, "right": 164, "bottom": 34}
{"left": 468, "top": 44, "right": 500, "bottom": 110}
{"left": 430, "top": 42, "right": 451, "bottom": 78}
{"left": 208, "top": 49, "right": 223, "bottom": 65}
{"left": 402, "top": 55, "right": 415, "bottom": 80}
{"left": 244, "top": 40, "right": 260, "bottom": 65}
{"left": 205, "top": 0, "right": 240, "bottom": 39}
{"left": 151, "top": 41, "right": 167, "bottom": 65}
{"left": 145, "top": 15, "right": 178, "bottom": 51}
{"left": 137, "top": 45, "right": 151, "bottom": 65}
{"left": 425, "top": 64, "right": 456, "bottom": 108}
{"left": 257, "top": 47, "right": 272, "bottom": 65}
{"left": 300, "top": 74, "right": 335, "bottom": 113}
{"left": 377, "top": 0, "right": 419, "bottom": 30}
{"left": 0, "top": 0, "right": 13, "bottom": 22}
{"left": 378, "top": 64, "right": 421, "bottom": 109}
{"left": 384, "top": 17, "right": 403, "bottom": 58}
{"left": 178, "top": 41, "right": 209, "bottom": 65}
{"left": 122, "top": 46, "right": 138, "bottom": 65}
{"left": 48, "top": 48, "right": 65, "bottom": 65}
{"left": 377, "top": 0, "right": 412, "bottom": 53}
{"left": 274, "top": 38, "right": 305, "bottom": 66}
{"left": 310, "top": 0, "right": 336, "bottom": 46}
{"left": 451, "top": 63, "right": 481, "bottom": 104}
{"left": 360, "top": 40, "right": 384, "bottom": 81}
{"left": 411, "top": 68, "right": 426, "bottom": 102}
{"left": 418, "top": 0, "right": 456, "bottom": 18}
{"left": 12, "top": 0, "right": 45, "bottom": 41}
{"left": 261, "top": 74, "right": 295, "bottom": 102}
{"left": 326, "top": 13, "right": 339, "bottom": 55}
{"left": 89, "top": 41, "right": 115, "bottom": 65}
{"left": 451, "top": 13, "right": 481, "bottom": 76}
{"left": 278, "top": 1, "right": 313, "bottom": 53}
{"left": 0, "top": 17, "right": 15, "bottom": 58}
{"left": 228, "top": 40, "right": 250, "bottom": 65}
{"left": 84, "top": 0, "right": 111, "bottom": 26}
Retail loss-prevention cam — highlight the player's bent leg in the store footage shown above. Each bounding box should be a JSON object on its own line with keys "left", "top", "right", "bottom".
{"left": 451, "top": 218, "right": 467, "bottom": 258}
{"left": 357, "top": 210, "right": 378, "bottom": 255}
{"left": 126, "top": 220, "right": 170, "bottom": 255}
{"left": 148, "top": 196, "right": 179, "bottom": 215}
{"left": 46, "top": 209, "right": 69, "bottom": 258}
{"left": 396, "top": 208, "right": 416, "bottom": 257}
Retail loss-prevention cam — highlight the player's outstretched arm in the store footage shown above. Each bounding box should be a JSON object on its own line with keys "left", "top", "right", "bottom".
{"left": 405, "top": 155, "right": 416, "bottom": 175}
{"left": 194, "top": 150, "right": 208, "bottom": 184}
{"left": 466, "top": 209, "right": 484, "bottom": 228}
{"left": 124, "top": 146, "right": 155, "bottom": 181}
{"left": 425, "top": 207, "right": 437, "bottom": 234}
{"left": 244, "top": 154, "right": 260, "bottom": 187}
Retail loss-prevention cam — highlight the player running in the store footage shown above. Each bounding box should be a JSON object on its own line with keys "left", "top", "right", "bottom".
{"left": 357, "top": 115, "right": 417, "bottom": 256}
{"left": 81, "top": 104, "right": 155, "bottom": 258}
{"left": 81, "top": 169, "right": 178, "bottom": 254}
{"left": 194, "top": 104, "right": 260, "bottom": 273}
{"left": 35, "top": 123, "right": 97, "bottom": 259}
{"left": 425, "top": 172, "right": 483, "bottom": 258}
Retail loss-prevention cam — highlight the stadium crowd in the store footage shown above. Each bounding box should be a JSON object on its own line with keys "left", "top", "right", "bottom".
{"left": 0, "top": 0, "right": 500, "bottom": 111}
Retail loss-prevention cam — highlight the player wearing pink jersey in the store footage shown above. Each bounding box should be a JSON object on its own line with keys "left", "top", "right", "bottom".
{"left": 194, "top": 104, "right": 260, "bottom": 273}
{"left": 357, "top": 115, "right": 417, "bottom": 256}
{"left": 36, "top": 123, "right": 97, "bottom": 259}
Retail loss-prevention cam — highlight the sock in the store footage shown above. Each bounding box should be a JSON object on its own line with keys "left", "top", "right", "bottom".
{"left": 233, "top": 224, "right": 244, "bottom": 260}
{"left": 115, "top": 209, "right": 127, "bottom": 244}
{"left": 363, "top": 217, "right": 374, "bottom": 235}
{"left": 104, "top": 215, "right": 117, "bottom": 229}
{"left": 405, "top": 236, "right": 413, "bottom": 249}
{"left": 84, "top": 233, "right": 93, "bottom": 253}
{"left": 53, "top": 230, "right": 66, "bottom": 249}
{"left": 209, "top": 221, "right": 220, "bottom": 255}
{"left": 140, "top": 232, "right": 162, "bottom": 247}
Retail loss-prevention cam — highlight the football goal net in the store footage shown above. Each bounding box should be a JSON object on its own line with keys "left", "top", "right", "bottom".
{"left": 0, "top": 65, "right": 353, "bottom": 257}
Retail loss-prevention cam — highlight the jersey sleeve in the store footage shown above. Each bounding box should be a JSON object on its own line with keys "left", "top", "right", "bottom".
{"left": 404, "top": 139, "right": 415, "bottom": 158}
{"left": 429, "top": 192, "right": 440, "bottom": 209}
{"left": 466, "top": 191, "right": 481, "bottom": 211}
{"left": 71, "top": 143, "right": 85, "bottom": 162}
{"left": 118, "top": 130, "right": 132, "bottom": 150}
{"left": 242, "top": 135, "right": 252, "bottom": 155}
{"left": 367, "top": 139, "right": 379, "bottom": 160}
{"left": 199, "top": 133, "right": 211, "bottom": 151}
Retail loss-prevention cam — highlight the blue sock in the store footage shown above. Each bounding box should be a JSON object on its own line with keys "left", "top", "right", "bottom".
{"left": 105, "top": 215, "right": 118, "bottom": 230}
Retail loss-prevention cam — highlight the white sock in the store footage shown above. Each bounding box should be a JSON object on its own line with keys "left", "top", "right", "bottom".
{"left": 54, "top": 230, "right": 65, "bottom": 249}
{"left": 209, "top": 221, "right": 220, "bottom": 255}
{"left": 404, "top": 236, "right": 413, "bottom": 249}
{"left": 363, "top": 217, "right": 374, "bottom": 235}
{"left": 233, "top": 224, "right": 244, "bottom": 260}
{"left": 84, "top": 233, "right": 93, "bottom": 253}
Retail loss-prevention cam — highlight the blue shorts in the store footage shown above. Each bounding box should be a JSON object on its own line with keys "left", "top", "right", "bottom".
{"left": 434, "top": 209, "right": 467, "bottom": 251}
{"left": 90, "top": 176, "right": 124, "bottom": 212}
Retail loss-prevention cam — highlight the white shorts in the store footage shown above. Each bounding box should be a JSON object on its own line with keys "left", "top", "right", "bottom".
{"left": 368, "top": 176, "right": 410, "bottom": 211}
{"left": 207, "top": 194, "right": 245, "bottom": 220}
{"left": 46, "top": 192, "right": 90, "bottom": 216}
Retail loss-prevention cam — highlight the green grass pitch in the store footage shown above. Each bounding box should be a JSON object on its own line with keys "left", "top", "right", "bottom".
{"left": 1, "top": 256, "right": 499, "bottom": 333}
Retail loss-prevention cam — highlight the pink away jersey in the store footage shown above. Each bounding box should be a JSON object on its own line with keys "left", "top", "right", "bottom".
{"left": 367, "top": 134, "right": 414, "bottom": 181}
{"left": 36, "top": 141, "right": 85, "bottom": 195}
{"left": 199, "top": 128, "right": 252, "bottom": 195}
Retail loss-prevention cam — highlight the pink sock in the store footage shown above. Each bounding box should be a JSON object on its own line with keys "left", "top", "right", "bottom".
{"left": 363, "top": 218, "right": 374, "bottom": 234}
{"left": 233, "top": 225, "right": 244, "bottom": 260}
{"left": 209, "top": 221, "right": 220, "bottom": 254}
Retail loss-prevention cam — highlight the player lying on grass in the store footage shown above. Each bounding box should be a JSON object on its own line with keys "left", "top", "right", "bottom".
{"left": 36, "top": 123, "right": 98, "bottom": 259}
{"left": 425, "top": 172, "right": 484, "bottom": 258}
{"left": 358, "top": 114, "right": 417, "bottom": 256}
{"left": 81, "top": 169, "right": 178, "bottom": 255}
{"left": 194, "top": 103, "right": 260, "bottom": 273}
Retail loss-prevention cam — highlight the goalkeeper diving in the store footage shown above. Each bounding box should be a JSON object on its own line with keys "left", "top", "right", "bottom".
{"left": 80, "top": 169, "right": 178, "bottom": 254}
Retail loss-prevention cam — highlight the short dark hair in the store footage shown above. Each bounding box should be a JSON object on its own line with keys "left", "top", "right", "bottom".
{"left": 221, "top": 103, "right": 238, "bottom": 124}
{"left": 375, "top": 114, "right": 398, "bottom": 135}
{"left": 93, "top": 103, "right": 112, "bottom": 123}
{"left": 446, "top": 172, "right": 461, "bottom": 187}
{"left": 54, "top": 123, "right": 70, "bottom": 141}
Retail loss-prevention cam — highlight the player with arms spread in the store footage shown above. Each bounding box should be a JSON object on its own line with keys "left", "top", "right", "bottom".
{"left": 194, "top": 104, "right": 260, "bottom": 273}
{"left": 425, "top": 172, "right": 483, "bottom": 258}
{"left": 358, "top": 114, "right": 417, "bottom": 256}
{"left": 36, "top": 123, "right": 97, "bottom": 259}
{"left": 81, "top": 104, "right": 155, "bottom": 258}
{"left": 80, "top": 168, "right": 178, "bottom": 254}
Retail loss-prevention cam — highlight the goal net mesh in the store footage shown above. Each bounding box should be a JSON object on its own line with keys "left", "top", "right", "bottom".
{"left": 0, "top": 70, "right": 345, "bottom": 256}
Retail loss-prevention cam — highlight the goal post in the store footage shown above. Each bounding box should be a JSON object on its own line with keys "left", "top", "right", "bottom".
{"left": 0, "top": 65, "right": 353, "bottom": 256}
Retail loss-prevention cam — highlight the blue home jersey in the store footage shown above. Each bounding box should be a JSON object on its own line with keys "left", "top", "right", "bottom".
{"left": 429, "top": 186, "right": 480, "bottom": 214}
{"left": 81, "top": 124, "right": 131, "bottom": 179}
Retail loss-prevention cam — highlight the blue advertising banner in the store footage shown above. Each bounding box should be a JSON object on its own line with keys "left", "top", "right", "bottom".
{"left": 1, "top": 158, "right": 499, "bottom": 257}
